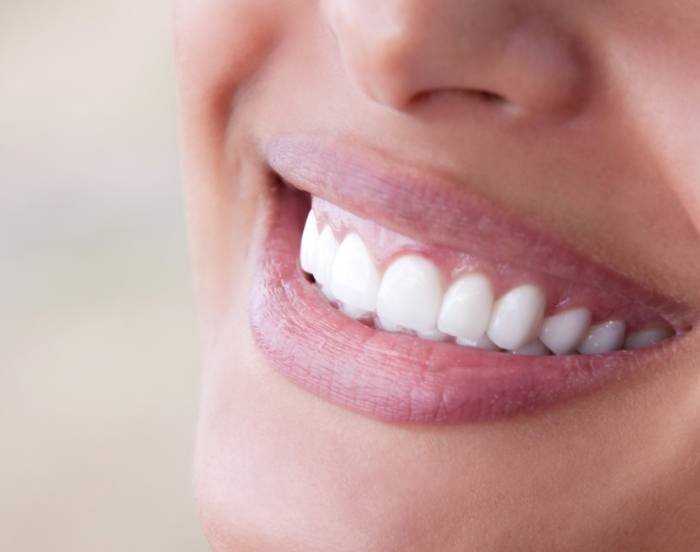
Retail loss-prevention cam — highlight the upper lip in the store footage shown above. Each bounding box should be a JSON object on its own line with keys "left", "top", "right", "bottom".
{"left": 266, "top": 133, "right": 696, "bottom": 332}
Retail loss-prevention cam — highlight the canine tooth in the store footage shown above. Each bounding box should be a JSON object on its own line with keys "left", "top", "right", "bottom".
{"left": 330, "top": 233, "right": 380, "bottom": 312}
{"left": 487, "top": 284, "right": 546, "bottom": 351}
{"left": 624, "top": 326, "right": 674, "bottom": 350}
{"left": 577, "top": 320, "right": 626, "bottom": 354}
{"left": 437, "top": 274, "right": 494, "bottom": 340}
{"left": 376, "top": 255, "right": 443, "bottom": 333}
{"left": 539, "top": 308, "right": 592, "bottom": 355}
{"left": 456, "top": 334, "right": 499, "bottom": 351}
{"left": 300, "top": 211, "right": 319, "bottom": 273}
{"left": 512, "top": 339, "right": 550, "bottom": 356}
{"left": 313, "top": 226, "right": 339, "bottom": 288}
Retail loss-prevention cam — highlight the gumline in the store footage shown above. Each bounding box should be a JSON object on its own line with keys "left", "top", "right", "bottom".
{"left": 308, "top": 194, "right": 674, "bottom": 340}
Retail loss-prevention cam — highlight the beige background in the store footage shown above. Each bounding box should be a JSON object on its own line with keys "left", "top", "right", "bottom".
{"left": 1, "top": 1, "right": 209, "bottom": 550}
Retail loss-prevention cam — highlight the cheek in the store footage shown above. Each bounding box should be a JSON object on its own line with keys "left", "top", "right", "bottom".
{"left": 175, "top": 0, "right": 281, "bottom": 96}
{"left": 175, "top": 0, "right": 285, "bottom": 322}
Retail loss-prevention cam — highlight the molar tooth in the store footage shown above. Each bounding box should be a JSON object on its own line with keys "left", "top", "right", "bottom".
{"left": 539, "top": 308, "right": 592, "bottom": 355}
{"left": 512, "top": 339, "right": 550, "bottom": 356}
{"left": 313, "top": 226, "right": 339, "bottom": 289}
{"left": 299, "top": 211, "right": 319, "bottom": 274}
{"left": 456, "top": 334, "right": 499, "bottom": 351}
{"left": 330, "top": 233, "right": 380, "bottom": 312}
{"left": 624, "top": 326, "right": 674, "bottom": 350}
{"left": 437, "top": 274, "right": 494, "bottom": 340}
{"left": 376, "top": 255, "right": 444, "bottom": 333}
{"left": 577, "top": 320, "right": 626, "bottom": 354}
{"left": 487, "top": 284, "right": 546, "bottom": 351}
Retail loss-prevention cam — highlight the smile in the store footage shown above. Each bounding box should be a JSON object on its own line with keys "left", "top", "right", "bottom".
{"left": 250, "top": 134, "right": 695, "bottom": 424}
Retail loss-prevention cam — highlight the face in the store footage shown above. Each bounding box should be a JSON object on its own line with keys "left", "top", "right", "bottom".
{"left": 175, "top": 1, "right": 700, "bottom": 550}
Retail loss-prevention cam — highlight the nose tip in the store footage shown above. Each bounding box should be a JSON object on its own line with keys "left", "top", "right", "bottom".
{"left": 325, "top": 0, "right": 588, "bottom": 118}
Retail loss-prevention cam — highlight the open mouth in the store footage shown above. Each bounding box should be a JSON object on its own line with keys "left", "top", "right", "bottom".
{"left": 250, "top": 134, "right": 695, "bottom": 424}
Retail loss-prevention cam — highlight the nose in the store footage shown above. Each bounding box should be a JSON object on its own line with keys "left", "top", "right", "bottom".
{"left": 323, "top": 0, "right": 587, "bottom": 117}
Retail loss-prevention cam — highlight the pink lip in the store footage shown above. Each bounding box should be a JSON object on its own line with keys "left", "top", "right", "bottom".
{"left": 249, "top": 135, "right": 692, "bottom": 424}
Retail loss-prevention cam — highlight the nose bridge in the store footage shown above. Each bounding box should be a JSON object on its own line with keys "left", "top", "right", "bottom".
{"left": 325, "top": 0, "right": 587, "bottom": 117}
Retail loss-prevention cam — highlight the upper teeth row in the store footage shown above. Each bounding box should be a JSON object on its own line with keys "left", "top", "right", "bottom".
{"left": 300, "top": 211, "right": 673, "bottom": 355}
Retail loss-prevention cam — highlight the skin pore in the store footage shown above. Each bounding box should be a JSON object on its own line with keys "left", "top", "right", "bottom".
{"left": 175, "top": 1, "right": 700, "bottom": 550}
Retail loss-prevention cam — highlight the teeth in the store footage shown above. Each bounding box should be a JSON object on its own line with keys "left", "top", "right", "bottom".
{"left": 487, "top": 285, "right": 546, "bottom": 351}
{"left": 437, "top": 274, "right": 494, "bottom": 341}
{"left": 512, "top": 339, "right": 550, "bottom": 356}
{"left": 376, "top": 255, "right": 444, "bottom": 333}
{"left": 539, "top": 308, "right": 592, "bottom": 355}
{"left": 339, "top": 302, "right": 371, "bottom": 320}
{"left": 330, "top": 233, "right": 381, "bottom": 312}
{"left": 417, "top": 329, "right": 449, "bottom": 342}
{"left": 376, "top": 316, "right": 402, "bottom": 333}
{"left": 456, "top": 334, "right": 499, "bottom": 351}
{"left": 299, "top": 221, "right": 673, "bottom": 355}
{"left": 300, "top": 211, "right": 319, "bottom": 274}
{"left": 312, "top": 226, "right": 339, "bottom": 291}
{"left": 624, "top": 326, "right": 674, "bottom": 350}
{"left": 577, "top": 320, "right": 626, "bottom": 354}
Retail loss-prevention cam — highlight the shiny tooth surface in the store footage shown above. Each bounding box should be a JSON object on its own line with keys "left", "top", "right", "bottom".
{"left": 487, "top": 284, "right": 546, "bottom": 351}
{"left": 330, "top": 233, "right": 381, "bottom": 312}
{"left": 512, "top": 339, "right": 550, "bottom": 356}
{"left": 376, "top": 255, "right": 444, "bottom": 333}
{"left": 540, "top": 308, "right": 592, "bottom": 355}
{"left": 624, "top": 326, "right": 674, "bottom": 350}
{"left": 299, "top": 211, "right": 319, "bottom": 274}
{"left": 577, "top": 320, "right": 626, "bottom": 354}
{"left": 313, "top": 226, "right": 339, "bottom": 289}
{"left": 437, "top": 274, "right": 494, "bottom": 340}
{"left": 456, "top": 334, "right": 499, "bottom": 351}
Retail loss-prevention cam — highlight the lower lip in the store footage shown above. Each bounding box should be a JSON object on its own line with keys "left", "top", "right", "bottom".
{"left": 250, "top": 186, "right": 671, "bottom": 424}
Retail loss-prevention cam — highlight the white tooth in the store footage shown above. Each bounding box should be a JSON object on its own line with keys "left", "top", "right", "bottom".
{"left": 320, "top": 285, "right": 336, "bottom": 302}
{"left": 330, "top": 233, "right": 381, "bottom": 312}
{"left": 437, "top": 274, "right": 494, "bottom": 340}
{"left": 417, "top": 329, "right": 449, "bottom": 342}
{"left": 312, "top": 226, "right": 339, "bottom": 288}
{"left": 376, "top": 316, "right": 402, "bottom": 333}
{"left": 376, "top": 255, "right": 443, "bottom": 333}
{"left": 512, "top": 339, "right": 550, "bottom": 356}
{"left": 539, "top": 308, "right": 592, "bottom": 355}
{"left": 339, "top": 302, "right": 370, "bottom": 320}
{"left": 577, "top": 320, "right": 626, "bottom": 354}
{"left": 300, "top": 210, "right": 319, "bottom": 274}
{"left": 624, "top": 326, "right": 674, "bottom": 350}
{"left": 487, "top": 284, "right": 546, "bottom": 351}
{"left": 456, "top": 334, "right": 499, "bottom": 351}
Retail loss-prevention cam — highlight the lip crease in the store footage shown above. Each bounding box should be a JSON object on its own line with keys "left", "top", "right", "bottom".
{"left": 249, "top": 134, "right": 694, "bottom": 424}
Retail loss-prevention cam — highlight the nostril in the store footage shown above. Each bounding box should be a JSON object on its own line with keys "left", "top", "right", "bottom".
{"left": 409, "top": 87, "right": 510, "bottom": 110}
{"left": 469, "top": 89, "right": 507, "bottom": 104}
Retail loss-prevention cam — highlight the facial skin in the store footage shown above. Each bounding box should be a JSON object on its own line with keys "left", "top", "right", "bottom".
{"left": 175, "top": 1, "right": 700, "bottom": 550}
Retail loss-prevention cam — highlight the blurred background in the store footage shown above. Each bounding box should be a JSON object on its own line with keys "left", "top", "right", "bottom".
{"left": 1, "top": 1, "right": 208, "bottom": 550}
